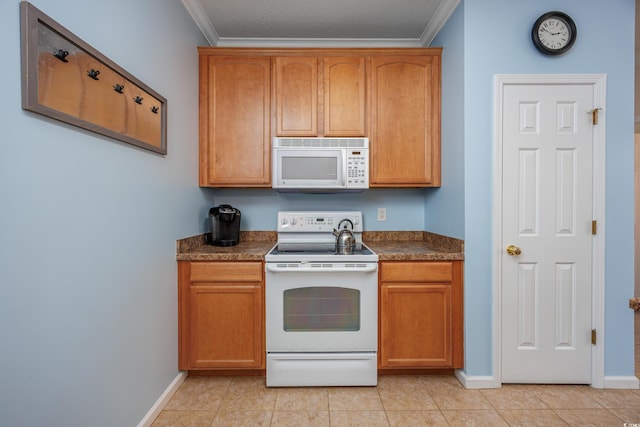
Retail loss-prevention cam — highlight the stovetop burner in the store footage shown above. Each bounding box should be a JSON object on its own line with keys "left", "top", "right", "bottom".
{"left": 268, "top": 246, "right": 375, "bottom": 257}
{"left": 265, "top": 242, "right": 378, "bottom": 263}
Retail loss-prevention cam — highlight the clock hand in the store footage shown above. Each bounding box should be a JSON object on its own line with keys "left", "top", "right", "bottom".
{"left": 544, "top": 29, "right": 563, "bottom": 36}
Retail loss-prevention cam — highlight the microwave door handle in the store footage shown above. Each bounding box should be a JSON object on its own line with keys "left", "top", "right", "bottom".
{"left": 342, "top": 153, "right": 347, "bottom": 186}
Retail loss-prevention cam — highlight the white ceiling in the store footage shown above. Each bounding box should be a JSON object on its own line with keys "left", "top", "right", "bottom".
{"left": 182, "top": 0, "right": 460, "bottom": 47}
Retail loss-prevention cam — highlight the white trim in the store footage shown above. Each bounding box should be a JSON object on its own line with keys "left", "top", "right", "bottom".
{"left": 214, "top": 37, "right": 424, "bottom": 48}
{"left": 181, "top": 0, "right": 220, "bottom": 46}
{"left": 455, "top": 369, "right": 500, "bottom": 389}
{"left": 492, "top": 75, "right": 505, "bottom": 390}
{"left": 493, "top": 74, "right": 607, "bottom": 388}
{"left": 419, "top": 0, "right": 461, "bottom": 46}
{"left": 590, "top": 75, "right": 607, "bottom": 389}
{"left": 181, "top": 0, "right": 460, "bottom": 48}
{"left": 602, "top": 376, "right": 640, "bottom": 389}
{"left": 137, "top": 371, "right": 187, "bottom": 427}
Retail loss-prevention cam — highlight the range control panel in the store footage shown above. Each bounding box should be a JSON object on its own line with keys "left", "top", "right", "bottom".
{"left": 277, "top": 211, "right": 363, "bottom": 233}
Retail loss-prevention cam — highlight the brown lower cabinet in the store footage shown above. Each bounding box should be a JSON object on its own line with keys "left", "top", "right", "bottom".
{"left": 379, "top": 261, "right": 464, "bottom": 369}
{"left": 178, "top": 261, "right": 264, "bottom": 371}
{"left": 177, "top": 259, "right": 463, "bottom": 373}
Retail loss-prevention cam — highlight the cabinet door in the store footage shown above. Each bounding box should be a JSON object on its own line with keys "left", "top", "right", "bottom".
{"left": 199, "top": 56, "right": 271, "bottom": 186}
{"left": 379, "top": 261, "right": 463, "bottom": 369}
{"left": 323, "top": 57, "right": 366, "bottom": 137}
{"left": 369, "top": 55, "right": 441, "bottom": 187}
{"left": 189, "top": 283, "right": 263, "bottom": 369}
{"left": 380, "top": 282, "right": 453, "bottom": 367}
{"left": 275, "top": 56, "right": 318, "bottom": 136}
{"left": 178, "top": 261, "right": 264, "bottom": 370}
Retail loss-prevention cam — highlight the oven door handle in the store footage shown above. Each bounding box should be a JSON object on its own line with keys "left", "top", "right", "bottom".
{"left": 265, "top": 264, "right": 378, "bottom": 273}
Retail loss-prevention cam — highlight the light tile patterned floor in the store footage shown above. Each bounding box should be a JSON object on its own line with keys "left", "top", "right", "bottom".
{"left": 152, "top": 373, "right": 640, "bottom": 427}
{"left": 153, "top": 314, "right": 640, "bottom": 426}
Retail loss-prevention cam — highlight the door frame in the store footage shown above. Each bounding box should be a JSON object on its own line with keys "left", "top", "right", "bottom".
{"left": 493, "top": 74, "right": 607, "bottom": 388}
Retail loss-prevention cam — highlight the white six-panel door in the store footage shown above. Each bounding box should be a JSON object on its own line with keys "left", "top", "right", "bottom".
{"left": 500, "top": 82, "right": 595, "bottom": 383}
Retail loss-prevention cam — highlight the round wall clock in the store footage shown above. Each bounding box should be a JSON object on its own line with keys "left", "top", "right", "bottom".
{"left": 531, "top": 11, "right": 577, "bottom": 56}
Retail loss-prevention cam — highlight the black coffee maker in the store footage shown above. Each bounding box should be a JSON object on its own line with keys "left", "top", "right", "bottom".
{"left": 209, "top": 204, "right": 241, "bottom": 246}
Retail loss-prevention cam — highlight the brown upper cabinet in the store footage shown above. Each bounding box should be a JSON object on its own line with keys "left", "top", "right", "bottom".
{"left": 275, "top": 56, "right": 318, "bottom": 136}
{"left": 323, "top": 57, "right": 367, "bottom": 137}
{"left": 369, "top": 54, "right": 441, "bottom": 187}
{"left": 198, "top": 48, "right": 441, "bottom": 188}
{"left": 199, "top": 55, "right": 271, "bottom": 187}
{"left": 275, "top": 56, "right": 366, "bottom": 137}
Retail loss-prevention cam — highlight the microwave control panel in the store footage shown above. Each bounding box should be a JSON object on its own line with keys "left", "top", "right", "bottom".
{"left": 346, "top": 150, "right": 369, "bottom": 188}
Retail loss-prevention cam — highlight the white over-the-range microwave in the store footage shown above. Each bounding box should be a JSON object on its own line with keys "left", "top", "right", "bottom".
{"left": 272, "top": 137, "right": 369, "bottom": 192}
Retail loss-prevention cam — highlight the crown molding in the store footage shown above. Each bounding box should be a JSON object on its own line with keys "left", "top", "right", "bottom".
{"left": 420, "top": 0, "right": 460, "bottom": 46}
{"left": 214, "top": 37, "right": 424, "bottom": 48}
{"left": 181, "top": 0, "right": 219, "bottom": 45}
{"left": 182, "top": 0, "right": 460, "bottom": 48}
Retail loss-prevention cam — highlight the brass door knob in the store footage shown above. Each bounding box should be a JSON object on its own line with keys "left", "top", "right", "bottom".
{"left": 506, "top": 245, "right": 522, "bottom": 256}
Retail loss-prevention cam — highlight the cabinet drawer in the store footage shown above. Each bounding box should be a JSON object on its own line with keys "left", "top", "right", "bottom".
{"left": 190, "top": 262, "right": 263, "bottom": 282}
{"left": 381, "top": 262, "right": 452, "bottom": 283}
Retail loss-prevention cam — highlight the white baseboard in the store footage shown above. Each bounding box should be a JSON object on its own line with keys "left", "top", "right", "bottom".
{"left": 456, "top": 371, "right": 640, "bottom": 390}
{"left": 455, "top": 369, "right": 500, "bottom": 389}
{"left": 137, "top": 371, "right": 188, "bottom": 427}
{"left": 602, "top": 375, "right": 640, "bottom": 389}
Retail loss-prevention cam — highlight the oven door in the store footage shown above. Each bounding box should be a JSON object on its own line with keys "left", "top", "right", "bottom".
{"left": 265, "top": 262, "right": 378, "bottom": 352}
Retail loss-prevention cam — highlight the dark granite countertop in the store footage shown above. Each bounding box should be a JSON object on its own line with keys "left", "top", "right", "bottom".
{"left": 176, "top": 231, "right": 276, "bottom": 261}
{"left": 363, "top": 231, "right": 464, "bottom": 261}
{"left": 177, "top": 231, "right": 463, "bottom": 262}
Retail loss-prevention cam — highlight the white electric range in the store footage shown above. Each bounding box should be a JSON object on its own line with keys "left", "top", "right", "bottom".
{"left": 264, "top": 211, "right": 378, "bottom": 387}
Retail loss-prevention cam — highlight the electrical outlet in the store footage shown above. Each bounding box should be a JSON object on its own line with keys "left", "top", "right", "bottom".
{"left": 377, "top": 208, "right": 387, "bottom": 221}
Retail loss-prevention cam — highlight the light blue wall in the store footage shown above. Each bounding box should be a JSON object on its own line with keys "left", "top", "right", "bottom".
{"left": 444, "top": 0, "right": 635, "bottom": 377}
{"left": 203, "top": 189, "right": 427, "bottom": 231}
{"left": 425, "top": 4, "right": 465, "bottom": 240}
{"left": 0, "top": 1, "right": 207, "bottom": 426}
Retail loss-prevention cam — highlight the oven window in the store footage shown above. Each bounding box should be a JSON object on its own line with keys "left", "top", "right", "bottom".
{"left": 283, "top": 287, "right": 360, "bottom": 331}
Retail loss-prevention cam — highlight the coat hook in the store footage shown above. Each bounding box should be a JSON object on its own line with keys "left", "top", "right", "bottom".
{"left": 87, "top": 69, "right": 100, "bottom": 80}
{"left": 113, "top": 84, "right": 124, "bottom": 94}
{"left": 133, "top": 96, "right": 143, "bottom": 104}
{"left": 150, "top": 106, "right": 159, "bottom": 114}
{"left": 53, "top": 49, "right": 69, "bottom": 62}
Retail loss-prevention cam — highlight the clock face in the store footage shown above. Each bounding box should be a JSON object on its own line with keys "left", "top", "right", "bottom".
{"left": 532, "top": 12, "right": 577, "bottom": 55}
{"left": 538, "top": 18, "right": 570, "bottom": 49}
